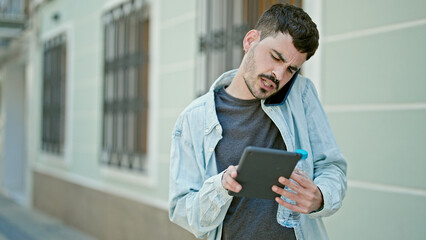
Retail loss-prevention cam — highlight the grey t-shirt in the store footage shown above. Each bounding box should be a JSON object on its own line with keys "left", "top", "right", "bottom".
{"left": 214, "top": 87, "right": 296, "bottom": 240}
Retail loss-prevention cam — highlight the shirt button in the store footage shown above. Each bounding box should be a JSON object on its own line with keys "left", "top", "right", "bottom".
{"left": 209, "top": 147, "right": 214, "bottom": 152}
{"left": 216, "top": 126, "right": 221, "bottom": 131}
{"left": 205, "top": 129, "right": 209, "bottom": 133}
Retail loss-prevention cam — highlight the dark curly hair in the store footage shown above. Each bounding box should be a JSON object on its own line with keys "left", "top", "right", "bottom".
{"left": 254, "top": 4, "right": 319, "bottom": 60}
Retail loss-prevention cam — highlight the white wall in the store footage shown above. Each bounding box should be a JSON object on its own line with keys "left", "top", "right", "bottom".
{"left": 1, "top": 60, "right": 27, "bottom": 205}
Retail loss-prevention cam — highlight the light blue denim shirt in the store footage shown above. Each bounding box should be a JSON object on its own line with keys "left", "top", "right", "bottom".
{"left": 169, "top": 69, "right": 347, "bottom": 240}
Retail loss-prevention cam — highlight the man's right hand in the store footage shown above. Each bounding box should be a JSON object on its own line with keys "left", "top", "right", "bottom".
{"left": 222, "top": 165, "right": 242, "bottom": 193}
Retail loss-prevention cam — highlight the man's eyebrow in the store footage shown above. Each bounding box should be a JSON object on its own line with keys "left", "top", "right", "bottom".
{"left": 272, "top": 49, "right": 299, "bottom": 72}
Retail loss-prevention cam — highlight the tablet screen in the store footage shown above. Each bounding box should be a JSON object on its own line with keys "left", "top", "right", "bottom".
{"left": 228, "top": 146, "right": 302, "bottom": 200}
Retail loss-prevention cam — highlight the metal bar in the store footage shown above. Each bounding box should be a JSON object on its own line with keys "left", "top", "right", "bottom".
{"left": 123, "top": 6, "right": 129, "bottom": 156}
{"left": 53, "top": 44, "right": 59, "bottom": 152}
{"left": 135, "top": 11, "right": 142, "bottom": 156}
{"left": 102, "top": 18, "right": 108, "bottom": 152}
{"left": 42, "top": 46, "right": 48, "bottom": 146}
{"left": 112, "top": 13, "right": 119, "bottom": 153}
{"left": 139, "top": 15, "right": 149, "bottom": 155}
{"left": 225, "top": 0, "right": 232, "bottom": 71}
{"left": 60, "top": 39, "right": 67, "bottom": 152}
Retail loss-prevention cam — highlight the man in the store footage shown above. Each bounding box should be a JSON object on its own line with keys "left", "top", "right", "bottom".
{"left": 169, "top": 4, "right": 347, "bottom": 240}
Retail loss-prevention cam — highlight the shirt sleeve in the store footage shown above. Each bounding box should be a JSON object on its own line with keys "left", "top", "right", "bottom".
{"left": 301, "top": 79, "right": 348, "bottom": 218}
{"left": 168, "top": 113, "right": 233, "bottom": 239}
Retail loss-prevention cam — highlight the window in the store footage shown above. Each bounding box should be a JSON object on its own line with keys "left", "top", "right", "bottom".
{"left": 101, "top": 0, "right": 149, "bottom": 172}
{"left": 197, "top": 0, "right": 302, "bottom": 95}
{"left": 41, "top": 33, "right": 67, "bottom": 154}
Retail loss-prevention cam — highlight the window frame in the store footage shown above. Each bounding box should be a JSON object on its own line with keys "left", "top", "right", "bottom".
{"left": 101, "top": 0, "right": 150, "bottom": 174}
{"left": 41, "top": 33, "right": 67, "bottom": 154}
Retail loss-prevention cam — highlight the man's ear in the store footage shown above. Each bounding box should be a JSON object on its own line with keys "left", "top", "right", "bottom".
{"left": 243, "top": 30, "right": 260, "bottom": 53}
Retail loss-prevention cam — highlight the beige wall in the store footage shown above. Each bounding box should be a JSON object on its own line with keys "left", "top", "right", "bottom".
{"left": 33, "top": 171, "right": 196, "bottom": 240}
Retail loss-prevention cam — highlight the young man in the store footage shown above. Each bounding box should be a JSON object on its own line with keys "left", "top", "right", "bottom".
{"left": 169, "top": 4, "right": 347, "bottom": 240}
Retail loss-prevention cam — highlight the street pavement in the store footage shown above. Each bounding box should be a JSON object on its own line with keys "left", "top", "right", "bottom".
{"left": 0, "top": 194, "right": 95, "bottom": 240}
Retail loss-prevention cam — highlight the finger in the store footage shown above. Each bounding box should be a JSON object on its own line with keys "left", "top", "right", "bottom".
{"left": 224, "top": 170, "right": 241, "bottom": 192}
{"left": 224, "top": 174, "right": 238, "bottom": 186}
{"left": 228, "top": 167, "right": 238, "bottom": 178}
{"left": 224, "top": 165, "right": 238, "bottom": 177}
{"left": 226, "top": 179, "right": 242, "bottom": 192}
{"left": 275, "top": 196, "right": 312, "bottom": 214}
{"left": 290, "top": 172, "right": 313, "bottom": 188}
{"left": 272, "top": 185, "right": 311, "bottom": 209}
{"left": 278, "top": 177, "right": 303, "bottom": 194}
{"left": 272, "top": 185, "right": 298, "bottom": 200}
{"left": 275, "top": 197, "right": 305, "bottom": 213}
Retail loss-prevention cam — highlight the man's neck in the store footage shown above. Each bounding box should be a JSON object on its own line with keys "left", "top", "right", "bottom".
{"left": 225, "top": 71, "right": 255, "bottom": 100}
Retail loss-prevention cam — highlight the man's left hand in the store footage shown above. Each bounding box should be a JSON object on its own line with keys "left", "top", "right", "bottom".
{"left": 272, "top": 171, "right": 323, "bottom": 214}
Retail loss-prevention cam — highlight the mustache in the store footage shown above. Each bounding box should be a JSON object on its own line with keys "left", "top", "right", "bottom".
{"left": 258, "top": 74, "right": 280, "bottom": 90}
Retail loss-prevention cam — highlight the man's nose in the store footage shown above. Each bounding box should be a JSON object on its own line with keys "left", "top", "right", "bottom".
{"left": 272, "top": 68, "right": 285, "bottom": 82}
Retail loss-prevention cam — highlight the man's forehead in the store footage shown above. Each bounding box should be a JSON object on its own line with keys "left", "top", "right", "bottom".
{"left": 257, "top": 31, "right": 307, "bottom": 63}
{"left": 261, "top": 32, "right": 295, "bottom": 51}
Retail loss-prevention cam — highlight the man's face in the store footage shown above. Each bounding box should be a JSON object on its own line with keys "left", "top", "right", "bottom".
{"left": 241, "top": 32, "right": 307, "bottom": 100}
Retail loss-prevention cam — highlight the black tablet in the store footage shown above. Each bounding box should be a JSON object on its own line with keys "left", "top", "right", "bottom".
{"left": 228, "top": 146, "right": 303, "bottom": 200}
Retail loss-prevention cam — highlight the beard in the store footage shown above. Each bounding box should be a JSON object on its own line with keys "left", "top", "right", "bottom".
{"left": 242, "top": 45, "right": 280, "bottom": 100}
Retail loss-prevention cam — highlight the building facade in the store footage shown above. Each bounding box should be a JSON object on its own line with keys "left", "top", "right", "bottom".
{"left": 0, "top": 0, "right": 425, "bottom": 239}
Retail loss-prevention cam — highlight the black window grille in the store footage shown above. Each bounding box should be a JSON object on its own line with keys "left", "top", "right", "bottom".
{"left": 41, "top": 33, "right": 67, "bottom": 154}
{"left": 101, "top": 0, "right": 149, "bottom": 172}
{"left": 197, "top": 0, "right": 302, "bottom": 95}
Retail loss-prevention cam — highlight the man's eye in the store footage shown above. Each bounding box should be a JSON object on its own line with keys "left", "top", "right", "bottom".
{"left": 271, "top": 55, "right": 279, "bottom": 61}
